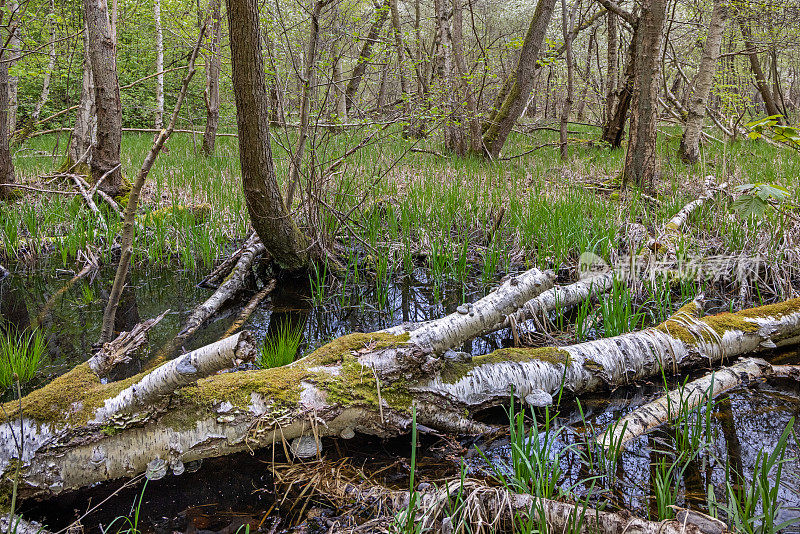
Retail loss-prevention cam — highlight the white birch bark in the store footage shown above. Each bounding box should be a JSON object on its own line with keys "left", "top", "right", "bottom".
{"left": 599, "top": 357, "right": 800, "bottom": 450}
{"left": 3, "top": 294, "right": 799, "bottom": 500}
{"left": 93, "top": 331, "right": 256, "bottom": 422}
{"left": 154, "top": 0, "right": 164, "bottom": 130}
{"left": 31, "top": 0, "right": 57, "bottom": 122}
{"left": 67, "top": 24, "right": 96, "bottom": 166}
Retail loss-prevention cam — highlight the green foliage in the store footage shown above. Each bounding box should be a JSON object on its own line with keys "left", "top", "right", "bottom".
{"left": 732, "top": 182, "right": 792, "bottom": 219}
{"left": 746, "top": 115, "right": 800, "bottom": 151}
{"left": 0, "top": 329, "right": 47, "bottom": 390}
{"left": 257, "top": 320, "right": 304, "bottom": 369}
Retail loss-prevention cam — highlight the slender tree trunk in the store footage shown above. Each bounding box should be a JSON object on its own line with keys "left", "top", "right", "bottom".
{"left": 575, "top": 29, "right": 595, "bottom": 122}
{"left": 481, "top": 0, "right": 558, "bottom": 158}
{"left": 345, "top": 0, "right": 389, "bottom": 116}
{"left": 0, "top": 57, "right": 15, "bottom": 199}
{"left": 605, "top": 10, "right": 618, "bottom": 124}
{"left": 737, "top": 15, "right": 782, "bottom": 120}
{"left": 434, "top": 0, "right": 458, "bottom": 151}
{"left": 154, "top": 0, "right": 164, "bottom": 129}
{"left": 202, "top": 0, "right": 222, "bottom": 155}
{"left": 622, "top": 0, "right": 668, "bottom": 189}
{"left": 679, "top": 0, "right": 728, "bottom": 164}
{"left": 67, "top": 26, "right": 96, "bottom": 168}
{"left": 83, "top": 0, "right": 124, "bottom": 196}
{"left": 284, "top": 0, "right": 324, "bottom": 208}
{"left": 227, "top": 0, "right": 311, "bottom": 270}
{"left": 331, "top": 37, "right": 348, "bottom": 124}
{"left": 602, "top": 24, "right": 635, "bottom": 148}
{"left": 6, "top": 0, "right": 19, "bottom": 134}
{"left": 559, "top": 0, "right": 576, "bottom": 160}
{"left": 451, "top": 0, "right": 481, "bottom": 154}
{"left": 389, "top": 0, "right": 413, "bottom": 136}
{"left": 376, "top": 50, "right": 390, "bottom": 113}
{"left": 31, "top": 0, "right": 57, "bottom": 123}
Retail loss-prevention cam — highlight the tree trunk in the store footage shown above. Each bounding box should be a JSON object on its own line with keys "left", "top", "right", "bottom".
{"left": 4, "top": 269, "right": 800, "bottom": 499}
{"left": 344, "top": 0, "right": 389, "bottom": 116}
{"left": 451, "top": 0, "right": 481, "bottom": 154}
{"left": 679, "top": 0, "right": 728, "bottom": 164}
{"left": 31, "top": 0, "right": 57, "bottom": 123}
{"left": 575, "top": 28, "right": 595, "bottom": 122}
{"left": 227, "top": 0, "right": 311, "bottom": 270}
{"left": 154, "top": 0, "right": 164, "bottom": 130}
{"left": 388, "top": 0, "right": 413, "bottom": 136}
{"left": 0, "top": 54, "right": 15, "bottom": 200}
{"left": 5, "top": 0, "right": 19, "bottom": 134}
{"left": 67, "top": 26, "right": 96, "bottom": 168}
{"left": 481, "top": 0, "right": 558, "bottom": 158}
{"left": 434, "top": 0, "right": 458, "bottom": 151}
{"left": 622, "top": 0, "right": 668, "bottom": 189}
{"left": 83, "top": 0, "right": 124, "bottom": 196}
{"left": 604, "top": 10, "right": 620, "bottom": 133}
{"left": 559, "top": 0, "right": 576, "bottom": 160}
{"left": 737, "top": 15, "right": 782, "bottom": 120}
{"left": 284, "top": 0, "right": 324, "bottom": 208}
{"left": 202, "top": 0, "right": 222, "bottom": 155}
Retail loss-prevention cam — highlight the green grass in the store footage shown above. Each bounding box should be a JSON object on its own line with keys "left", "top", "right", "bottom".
{"left": 257, "top": 320, "right": 304, "bottom": 369}
{"left": 0, "top": 329, "right": 47, "bottom": 390}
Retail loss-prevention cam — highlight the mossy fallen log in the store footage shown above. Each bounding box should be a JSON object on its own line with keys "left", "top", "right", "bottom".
{"left": 1, "top": 272, "right": 799, "bottom": 504}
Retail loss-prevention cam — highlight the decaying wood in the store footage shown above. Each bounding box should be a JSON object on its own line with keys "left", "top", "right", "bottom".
{"left": 221, "top": 278, "right": 277, "bottom": 338}
{"left": 154, "top": 234, "right": 266, "bottom": 362}
{"left": 598, "top": 356, "right": 800, "bottom": 450}
{"left": 2, "top": 267, "right": 799, "bottom": 500}
{"left": 88, "top": 310, "right": 169, "bottom": 377}
{"left": 272, "top": 462, "right": 727, "bottom": 534}
{"left": 93, "top": 331, "right": 256, "bottom": 422}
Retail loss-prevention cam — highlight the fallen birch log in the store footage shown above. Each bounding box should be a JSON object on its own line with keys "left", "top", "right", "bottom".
{"left": 152, "top": 234, "right": 266, "bottom": 363}
{"left": 1, "top": 275, "right": 798, "bottom": 501}
{"left": 598, "top": 356, "right": 800, "bottom": 451}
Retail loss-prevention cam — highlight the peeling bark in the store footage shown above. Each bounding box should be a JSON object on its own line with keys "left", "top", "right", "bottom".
{"left": 598, "top": 357, "right": 800, "bottom": 451}
{"left": 3, "top": 272, "right": 799, "bottom": 500}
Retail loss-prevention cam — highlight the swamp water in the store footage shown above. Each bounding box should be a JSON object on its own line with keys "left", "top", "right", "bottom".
{"left": 1, "top": 260, "right": 799, "bottom": 532}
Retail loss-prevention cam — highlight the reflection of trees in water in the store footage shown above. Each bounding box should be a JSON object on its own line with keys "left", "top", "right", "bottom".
{"left": 0, "top": 276, "right": 30, "bottom": 333}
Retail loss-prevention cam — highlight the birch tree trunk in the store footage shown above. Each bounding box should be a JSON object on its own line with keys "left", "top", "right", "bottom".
{"left": 83, "top": 0, "right": 124, "bottom": 197}
{"left": 388, "top": 0, "right": 414, "bottom": 136}
{"left": 227, "top": 0, "right": 312, "bottom": 270}
{"left": 605, "top": 10, "right": 618, "bottom": 124}
{"left": 622, "top": 0, "right": 668, "bottom": 188}
{"left": 481, "top": 0, "right": 557, "bottom": 158}
{"left": 679, "top": 0, "right": 728, "bottom": 164}
{"left": 451, "top": 0, "right": 481, "bottom": 154}
{"left": 153, "top": 0, "right": 164, "bottom": 130}
{"left": 559, "top": 0, "right": 576, "bottom": 161}
{"left": 4, "top": 265, "right": 800, "bottom": 500}
{"left": 202, "top": 0, "right": 222, "bottom": 155}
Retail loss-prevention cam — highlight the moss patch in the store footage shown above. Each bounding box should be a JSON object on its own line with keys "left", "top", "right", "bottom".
{"left": 738, "top": 298, "right": 800, "bottom": 321}
{"left": 141, "top": 203, "right": 212, "bottom": 227}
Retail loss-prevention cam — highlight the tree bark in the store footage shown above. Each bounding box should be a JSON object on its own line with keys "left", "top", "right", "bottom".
{"left": 388, "top": 0, "right": 414, "bottom": 136}
{"left": 481, "top": 0, "right": 558, "bottom": 158}
{"left": 679, "top": 0, "right": 728, "bottom": 164}
{"left": 622, "top": 0, "right": 668, "bottom": 189}
{"left": 559, "top": 0, "right": 576, "bottom": 160}
{"left": 737, "top": 14, "right": 782, "bottom": 120}
{"left": 0, "top": 49, "right": 15, "bottom": 200}
{"left": 5, "top": 261, "right": 800, "bottom": 500}
{"left": 227, "top": 0, "right": 312, "bottom": 270}
{"left": 605, "top": 10, "right": 618, "bottom": 123}
{"left": 154, "top": 0, "right": 164, "bottom": 130}
{"left": 83, "top": 0, "right": 124, "bottom": 196}
{"left": 66, "top": 26, "right": 96, "bottom": 169}
{"left": 451, "top": 0, "right": 481, "bottom": 154}
{"left": 31, "top": 0, "right": 58, "bottom": 124}
{"left": 6, "top": 0, "right": 19, "bottom": 134}
{"left": 202, "top": 0, "right": 222, "bottom": 155}
{"left": 598, "top": 357, "right": 800, "bottom": 451}
{"left": 284, "top": 0, "right": 324, "bottom": 208}
{"left": 344, "top": 0, "right": 389, "bottom": 116}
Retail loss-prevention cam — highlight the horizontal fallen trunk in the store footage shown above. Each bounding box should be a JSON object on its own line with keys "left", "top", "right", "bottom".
{"left": 598, "top": 356, "right": 800, "bottom": 450}
{"left": 271, "top": 462, "right": 725, "bottom": 534}
{"left": 2, "top": 267, "right": 799, "bottom": 501}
